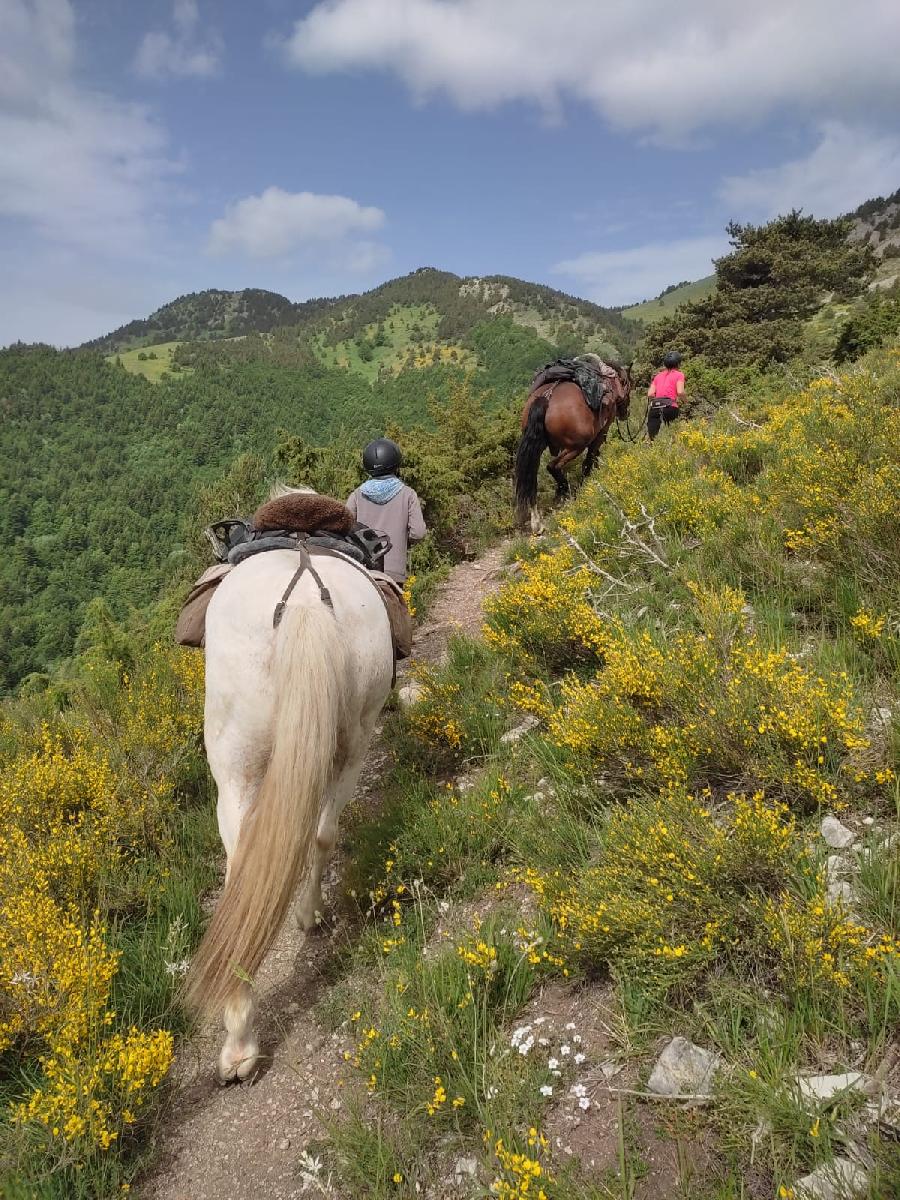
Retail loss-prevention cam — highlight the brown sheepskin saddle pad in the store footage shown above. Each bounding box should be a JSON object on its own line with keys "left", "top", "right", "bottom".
{"left": 252, "top": 493, "right": 354, "bottom": 536}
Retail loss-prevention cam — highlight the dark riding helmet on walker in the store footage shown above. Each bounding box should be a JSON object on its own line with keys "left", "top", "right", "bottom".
{"left": 663, "top": 350, "right": 682, "bottom": 368}
{"left": 362, "top": 438, "right": 402, "bottom": 477}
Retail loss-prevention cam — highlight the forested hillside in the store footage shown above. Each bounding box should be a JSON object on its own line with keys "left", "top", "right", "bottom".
{"left": 1, "top": 310, "right": 570, "bottom": 690}
{"left": 87, "top": 268, "right": 635, "bottom": 364}
{"left": 84, "top": 288, "right": 331, "bottom": 353}
{"left": 8, "top": 205, "right": 900, "bottom": 692}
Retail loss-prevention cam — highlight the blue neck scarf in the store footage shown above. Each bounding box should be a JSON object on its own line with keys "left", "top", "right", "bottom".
{"left": 360, "top": 475, "right": 403, "bottom": 504}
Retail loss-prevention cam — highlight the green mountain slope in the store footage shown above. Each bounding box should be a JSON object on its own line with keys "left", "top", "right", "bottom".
{"left": 621, "top": 275, "right": 716, "bottom": 324}
{"left": 84, "top": 287, "right": 318, "bottom": 352}
{"left": 89, "top": 268, "right": 637, "bottom": 367}
{"left": 4, "top": 299, "right": 586, "bottom": 690}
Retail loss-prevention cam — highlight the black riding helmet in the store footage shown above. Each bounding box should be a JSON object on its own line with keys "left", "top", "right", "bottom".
{"left": 362, "top": 437, "right": 402, "bottom": 477}
{"left": 663, "top": 350, "right": 682, "bottom": 368}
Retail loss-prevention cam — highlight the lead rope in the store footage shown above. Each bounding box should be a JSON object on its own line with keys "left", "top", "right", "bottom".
{"left": 615, "top": 393, "right": 650, "bottom": 443}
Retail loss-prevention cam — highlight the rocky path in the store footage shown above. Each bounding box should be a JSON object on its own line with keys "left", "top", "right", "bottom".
{"left": 139, "top": 545, "right": 511, "bottom": 1200}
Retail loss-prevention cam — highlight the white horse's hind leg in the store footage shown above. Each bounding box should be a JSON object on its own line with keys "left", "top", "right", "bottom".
{"left": 218, "top": 982, "right": 260, "bottom": 1084}
{"left": 530, "top": 505, "right": 545, "bottom": 536}
{"left": 297, "top": 752, "right": 367, "bottom": 931}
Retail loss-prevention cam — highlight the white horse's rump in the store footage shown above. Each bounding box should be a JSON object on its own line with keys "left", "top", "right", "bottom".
{"left": 187, "top": 548, "right": 394, "bottom": 1081}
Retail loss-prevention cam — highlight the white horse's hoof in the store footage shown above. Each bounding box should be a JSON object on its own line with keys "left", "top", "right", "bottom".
{"left": 296, "top": 896, "right": 324, "bottom": 932}
{"left": 217, "top": 1039, "right": 260, "bottom": 1085}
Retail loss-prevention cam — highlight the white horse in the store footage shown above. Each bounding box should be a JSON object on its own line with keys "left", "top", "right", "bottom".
{"left": 186, "top": 537, "right": 394, "bottom": 1082}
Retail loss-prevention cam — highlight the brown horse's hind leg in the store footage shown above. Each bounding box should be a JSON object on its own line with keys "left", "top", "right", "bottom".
{"left": 547, "top": 449, "right": 580, "bottom": 498}
{"left": 582, "top": 431, "right": 608, "bottom": 480}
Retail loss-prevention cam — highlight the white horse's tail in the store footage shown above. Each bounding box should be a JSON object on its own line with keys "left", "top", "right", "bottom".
{"left": 187, "top": 602, "right": 352, "bottom": 1016}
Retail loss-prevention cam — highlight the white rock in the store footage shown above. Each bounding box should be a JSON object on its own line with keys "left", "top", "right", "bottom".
{"left": 453, "top": 1157, "right": 478, "bottom": 1181}
{"left": 499, "top": 714, "right": 540, "bottom": 744}
{"left": 825, "top": 855, "right": 851, "bottom": 882}
{"left": 277, "top": 1137, "right": 291, "bottom": 1151}
{"left": 598, "top": 1059, "right": 623, "bottom": 1080}
{"left": 646, "top": 1037, "right": 720, "bottom": 1097}
{"left": 825, "top": 879, "right": 856, "bottom": 907}
{"left": 397, "top": 681, "right": 425, "bottom": 708}
{"left": 821, "top": 816, "right": 856, "bottom": 850}
{"left": 794, "top": 1158, "right": 869, "bottom": 1199}
{"left": 796, "top": 1072, "right": 874, "bottom": 1104}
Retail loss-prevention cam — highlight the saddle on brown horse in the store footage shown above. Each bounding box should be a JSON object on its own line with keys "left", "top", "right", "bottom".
{"left": 530, "top": 355, "right": 620, "bottom": 413}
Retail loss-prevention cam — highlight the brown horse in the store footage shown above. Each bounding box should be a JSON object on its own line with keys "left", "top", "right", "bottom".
{"left": 514, "top": 361, "right": 632, "bottom": 533}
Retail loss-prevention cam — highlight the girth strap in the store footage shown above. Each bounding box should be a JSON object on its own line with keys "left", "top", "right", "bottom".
{"left": 272, "top": 544, "right": 334, "bottom": 628}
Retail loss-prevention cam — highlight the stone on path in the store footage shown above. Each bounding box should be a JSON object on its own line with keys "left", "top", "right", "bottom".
{"left": 646, "top": 1037, "right": 720, "bottom": 1097}
{"left": 820, "top": 815, "right": 856, "bottom": 849}
{"left": 793, "top": 1158, "right": 869, "bottom": 1199}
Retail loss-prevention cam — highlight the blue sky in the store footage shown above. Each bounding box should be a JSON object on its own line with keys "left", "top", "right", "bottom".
{"left": 2, "top": 0, "right": 899, "bottom": 347}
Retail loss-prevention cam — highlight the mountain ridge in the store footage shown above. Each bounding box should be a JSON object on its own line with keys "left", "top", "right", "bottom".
{"left": 84, "top": 267, "right": 637, "bottom": 359}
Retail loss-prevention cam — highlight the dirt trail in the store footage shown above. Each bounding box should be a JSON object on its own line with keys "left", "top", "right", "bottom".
{"left": 139, "top": 545, "right": 511, "bottom": 1200}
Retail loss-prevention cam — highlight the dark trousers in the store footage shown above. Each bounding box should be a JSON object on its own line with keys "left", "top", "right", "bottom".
{"left": 648, "top": 403, "right": 679, "bottom": 440}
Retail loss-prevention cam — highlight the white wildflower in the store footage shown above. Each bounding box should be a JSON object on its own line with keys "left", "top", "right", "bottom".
{"left": 560, "top": 1044, "right": 571, "bottom": 1057}
{"left": 570, "top": 1083, "right": 587, "bottom": 1098}
{"left": 548, "top": 1057, "right": 559, "bottom": 1070}
{"left": 578, "top": 1096, "right": 591, "bottom": 1110}
{"left": 574, "top": 1053, "right": 586, "bottom": 1065}
{"left": 539, "top": 1085, "right": 553, "bottom": 1097}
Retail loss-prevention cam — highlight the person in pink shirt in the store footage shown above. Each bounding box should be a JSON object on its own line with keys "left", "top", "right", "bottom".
{"left": 647, "top": 351, "right": 685, "bottom": 440}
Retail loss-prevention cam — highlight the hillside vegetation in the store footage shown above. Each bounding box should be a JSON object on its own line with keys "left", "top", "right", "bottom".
{"left": 619, "top": 189, "right": 900, "bottom": 329}
{"left": 3, "top": 340, "right": 897, "bottom": 1198}
{"left": 620, "top": 275, "right": 716, "bottom": 325}
{"left": 322, "top": 345, "right": 900, "bottom": 1198}
{"left": 3, "top": 202, "right": 900, "bottom": 1197}
{"left": 0, "top": 310, "right": 568, "bottom": 691}
{"left": 89, "top": 269, "right": 635, "bottom": 365}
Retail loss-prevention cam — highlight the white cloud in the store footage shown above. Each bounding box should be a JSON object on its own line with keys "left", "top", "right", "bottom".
{"left": 208, "top": 187, "right": 387, "bottom": 264}
{"left": 721, "top": 123, "right": 900, "bottom": 220}
{"left": 553, "top": 235, "right": 727, "bottom": 307}
{"left": 0, "top": 0, "right": 178, "bottom": 256}
{"left": 135, "top": 0, "right": 223, "bottom": 81}
{"left": 277, "top": 0, "right": 900, "bottom": 143}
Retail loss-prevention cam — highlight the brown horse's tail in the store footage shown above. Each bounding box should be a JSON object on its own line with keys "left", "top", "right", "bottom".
{"left": 514, "top": 392, "right": 549, "bottom": 524}
{"left": 186, "top": 602, "right": 352, "bottom": 1016}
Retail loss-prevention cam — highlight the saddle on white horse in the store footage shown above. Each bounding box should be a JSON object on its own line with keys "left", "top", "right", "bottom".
{"left": 175, "top": 492, "right": 412, "bottom": 662}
